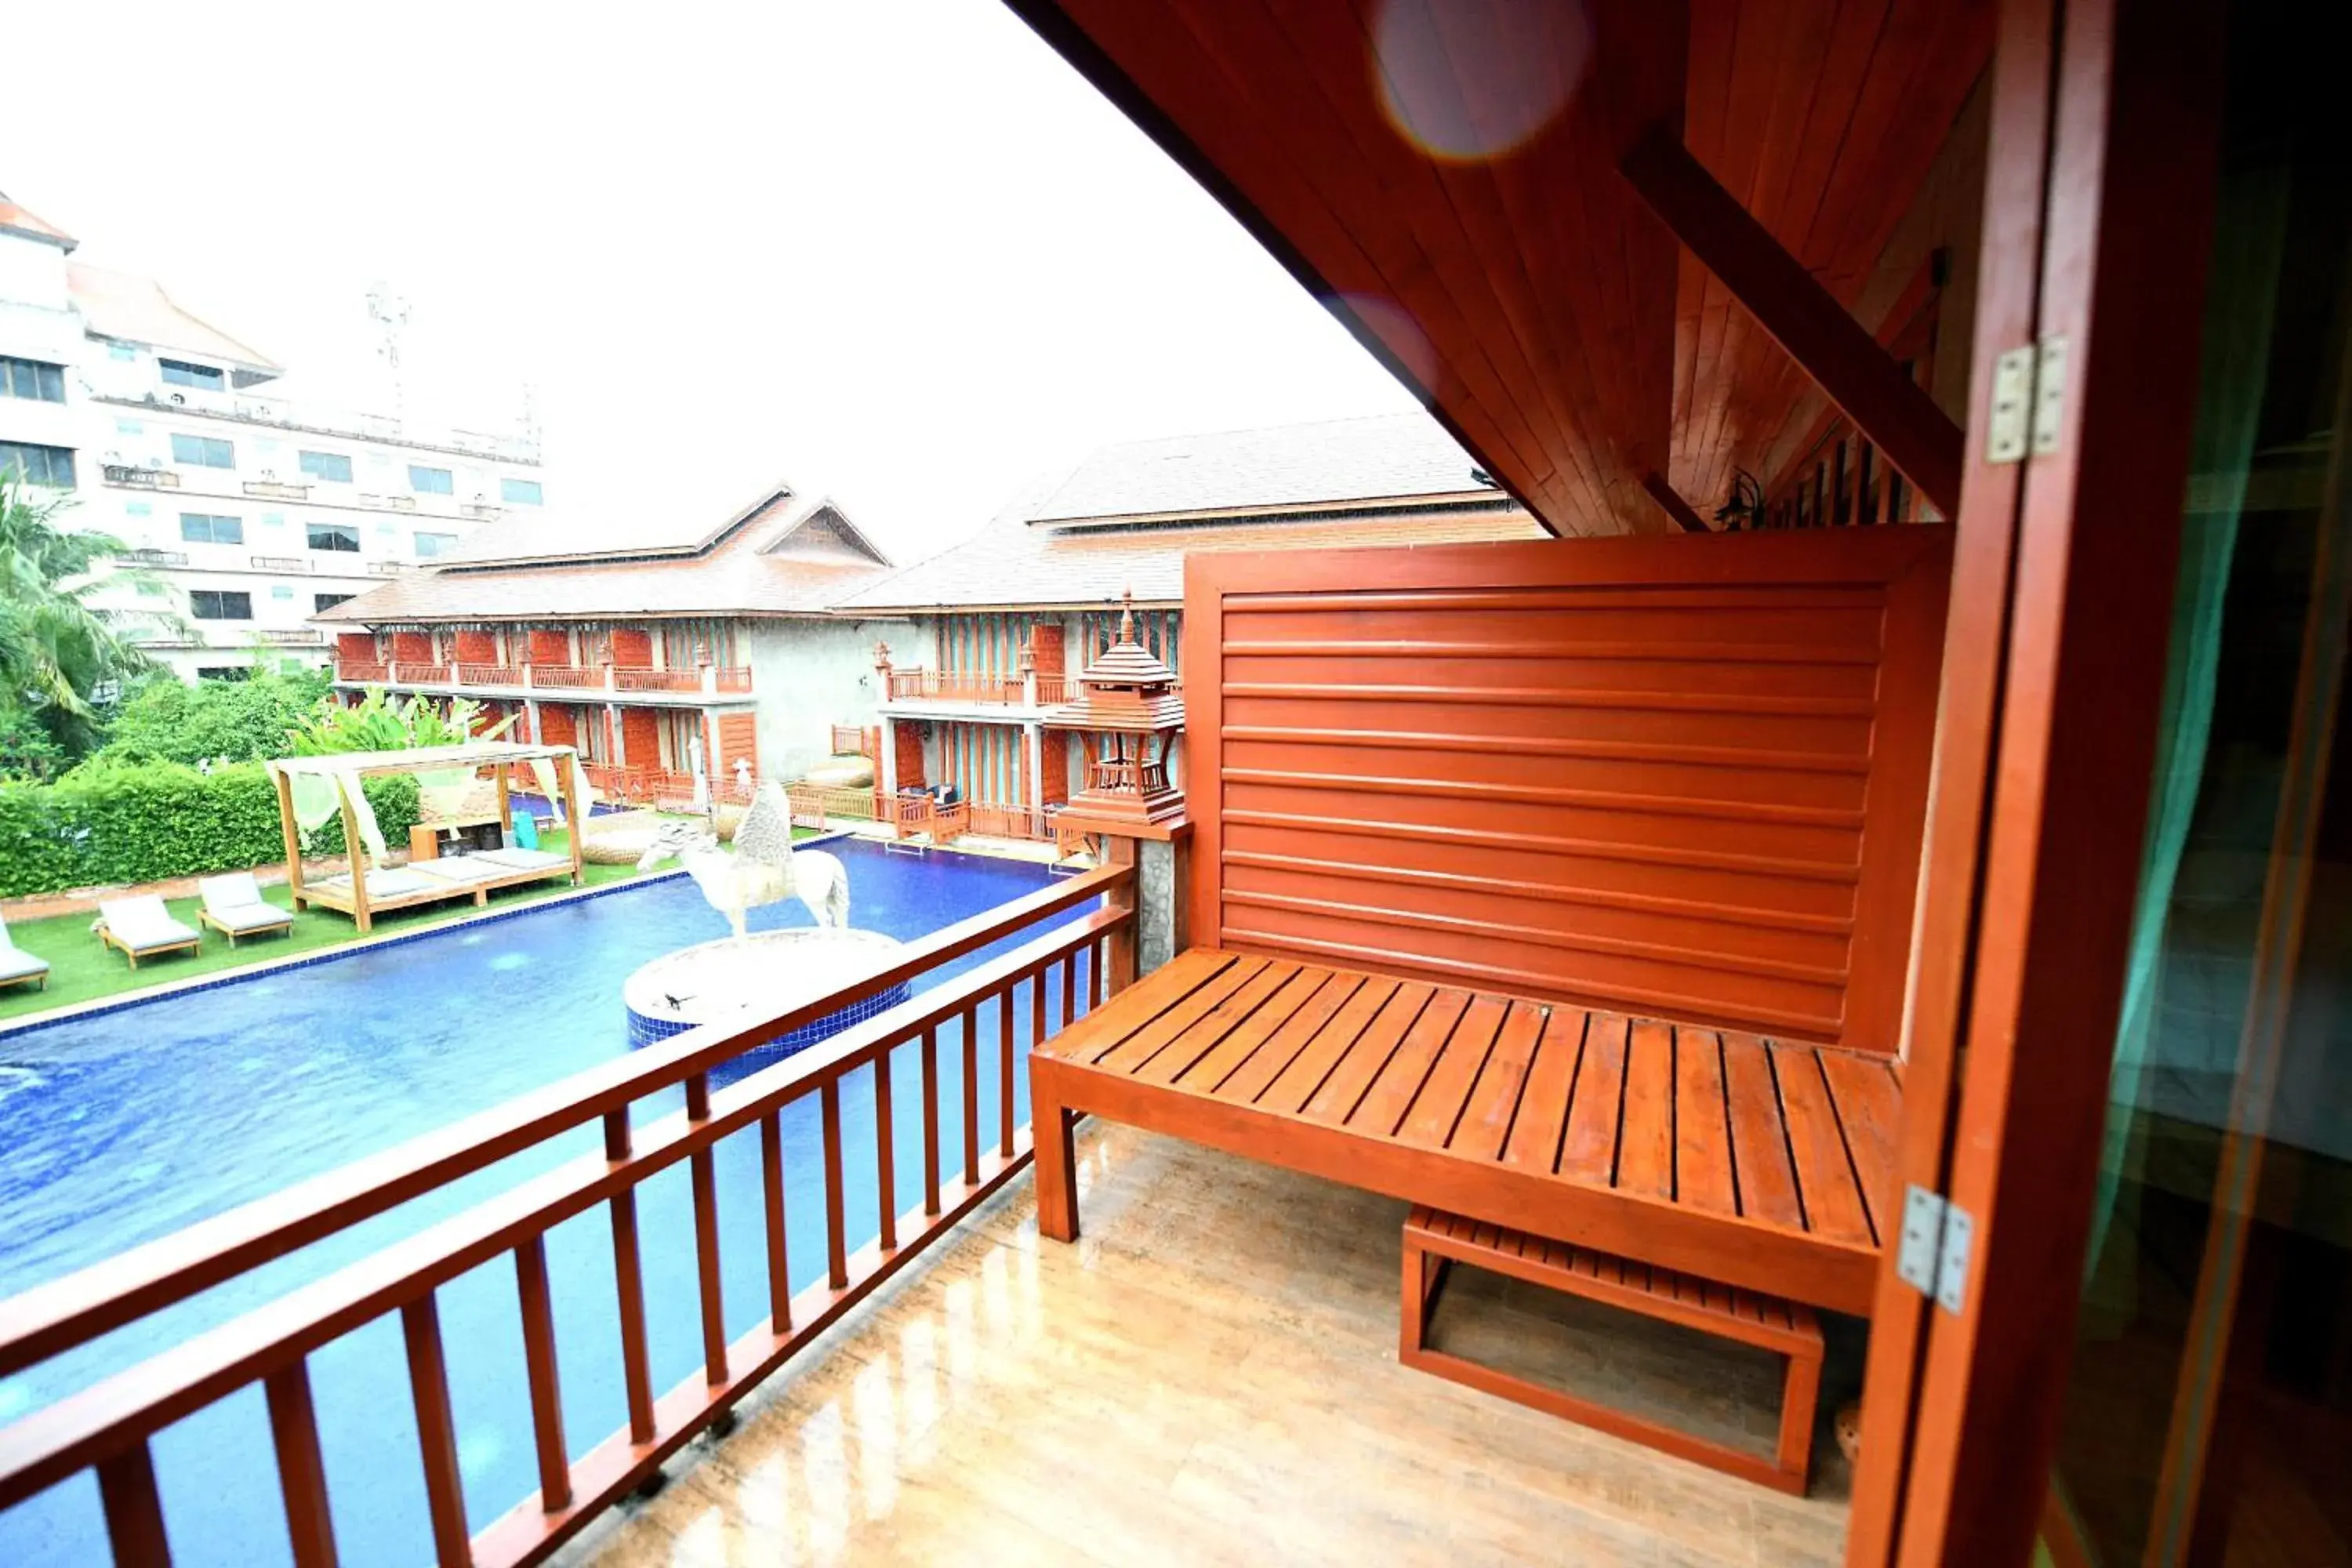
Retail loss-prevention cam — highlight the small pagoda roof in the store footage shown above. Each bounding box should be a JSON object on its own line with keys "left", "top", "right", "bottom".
{"left": 1047, "top": 590, "right": 1185, "bottom": 733}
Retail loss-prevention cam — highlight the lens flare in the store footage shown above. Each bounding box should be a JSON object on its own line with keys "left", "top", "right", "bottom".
{"left": 1372, "top": 0, "right": 1592, "bottom": 162}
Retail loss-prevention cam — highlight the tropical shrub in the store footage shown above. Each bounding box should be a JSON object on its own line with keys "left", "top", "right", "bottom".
{"left": 0, "top": 760, "right": 420, "bottom": 898}
{"left": 287, "top": 688, "right": 513, "bottom": 755}
{"left": 0, "top": 699, "right": 68, "bottom": 782}
{"left": 97, "top": 668, "right": 332, "bottom": 767}
{"left": 2, "top": 473, "right": 178, "bottom": 760}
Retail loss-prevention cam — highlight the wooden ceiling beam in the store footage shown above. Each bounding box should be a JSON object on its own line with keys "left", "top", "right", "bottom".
{"left": 1640, "top": 472, "right": 1713, "bottom": 533}
{"left": 1622, "top": 125, "right": 1965, "bottom": 517}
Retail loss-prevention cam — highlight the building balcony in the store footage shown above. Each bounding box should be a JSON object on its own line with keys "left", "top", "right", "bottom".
{"left": 242, "top": 479, "right": 310, "bottom": 501}
{"left": 122, "top": 547, "right": 188, "bottom": 567}
{"left": 256, "top": 629, "right": 324, "bottom": 646}
{"left": 249, "top": 554, "right": 309, "bottom": 572}
{"left": 101, "top": 464, "right": 180, "bottom": 489}
{"left": 880, "top": 666, "right": 1080, "bottom": 715}
{"left": 335, "top": 659, "right": 754, "bottom": 702}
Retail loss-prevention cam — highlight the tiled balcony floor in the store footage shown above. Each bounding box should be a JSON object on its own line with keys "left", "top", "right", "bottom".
{"left": 557, "top": 1123, "right": 1857, "bottom": 1567}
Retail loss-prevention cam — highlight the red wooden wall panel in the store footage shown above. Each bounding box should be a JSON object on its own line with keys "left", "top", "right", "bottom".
{"left": 528, "top": 630, "right": 571, "bottom": 666}
{"left": 1184, "top": 530, "right": 1948, "bottom": 1051}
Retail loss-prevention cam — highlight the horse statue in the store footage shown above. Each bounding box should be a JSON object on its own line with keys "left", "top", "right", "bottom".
{"left": 635, "top": 781, "right": 850, "bottom": 936}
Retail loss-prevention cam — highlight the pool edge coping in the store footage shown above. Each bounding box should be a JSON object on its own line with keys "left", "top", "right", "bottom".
{"left": 0, "top": 829, "right": 860, "bottom": 1042}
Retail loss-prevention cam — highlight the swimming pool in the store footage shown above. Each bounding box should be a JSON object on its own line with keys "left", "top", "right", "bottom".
{"left": 0, "top": 837, "right": 1090, "bottom": 1566}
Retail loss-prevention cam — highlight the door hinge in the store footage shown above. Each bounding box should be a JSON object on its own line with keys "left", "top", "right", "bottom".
{"left": 1896, "top": 1183, "right": 1975, "bottom": 1316}
{"left": 1986, "top": 336, "right": 2068, "bottom": 465}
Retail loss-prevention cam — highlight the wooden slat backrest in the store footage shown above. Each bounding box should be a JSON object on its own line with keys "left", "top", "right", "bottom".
{"left": 1183, "top": 529, "right": 1948, "bottom": 1052}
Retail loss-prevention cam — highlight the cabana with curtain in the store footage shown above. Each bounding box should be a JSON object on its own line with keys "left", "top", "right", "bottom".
{"left": 265, "top": 741, "right": 593, "bottom": 932}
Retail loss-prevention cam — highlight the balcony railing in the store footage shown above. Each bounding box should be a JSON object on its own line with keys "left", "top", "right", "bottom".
{"left": 102, "top": 465, "right": 179, "bottom": 489}
{"left": 615, "top": 666, "right": 700, "bottom": 694}
{"left": 786, "top": 783, "right": 885, "bottom": 828}
{"left": 455, "top": 662, "right": 517, "bottom": 685}
{"left": 257, "top": 629, "right": 324, "bottom": 646}
{"left": 884, "top": 669, "right": 1028, "bottom": 705}
{"left": 122, "top": 548, "right": 188, "bottom": 567}
{"left": 0, "top": 866, "right": 1132, "bottom": 1568}
{"left": 1033, "top": 671, "right": 1071, "bottom": 706}
{"left": 368, "top": 561, "right": 411, "bottom": 576}
{"left": 390, "top": 661, "right": 453, "bottom": 684}
{"left": 713, "top": 666, "right": 753, "bottom": 694}
{"left": 250, "top": 554, "right": 308, "bottom": 572}
{"left": 242, "top": 480, "right": 310, "bottom": 501}
{"left": 337, "top": 660, "right": 390, "bottom": 682}
{"left": 527, "top": 664, "right": 602, "bottom": 689}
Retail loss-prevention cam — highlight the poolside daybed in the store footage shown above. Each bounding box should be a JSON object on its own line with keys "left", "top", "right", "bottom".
{"left": 0, "top": 915, "right": 49, "bottom": 991}
{"left": 266, "top": 741, "right": 590, "bottom": 932}
{"left": 94, "top": 896, "right": 203, "bottom": 969}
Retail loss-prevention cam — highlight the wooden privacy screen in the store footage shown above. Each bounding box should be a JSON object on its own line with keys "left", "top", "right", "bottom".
{"left": 1183, "top": 529, "right": 1949, "bottom": 1052}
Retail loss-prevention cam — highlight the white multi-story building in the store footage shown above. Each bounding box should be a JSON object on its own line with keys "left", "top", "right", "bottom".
{"left": 1, "top": 188, "right": 543, "bottom": 683}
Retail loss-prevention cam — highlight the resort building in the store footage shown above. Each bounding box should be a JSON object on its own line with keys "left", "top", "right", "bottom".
{"left": 312, "top": 485, "right": 909, "bottom": 789}
{"left": 838, "top": 412, "right": 1544, "bottom": 830}
{"left": 0, "top": 189, "right": 543, "bottom": 683}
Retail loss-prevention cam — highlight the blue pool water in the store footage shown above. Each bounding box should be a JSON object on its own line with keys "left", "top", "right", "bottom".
{"left": 0, "top": 838, "right": 1090, "bottom": 1567}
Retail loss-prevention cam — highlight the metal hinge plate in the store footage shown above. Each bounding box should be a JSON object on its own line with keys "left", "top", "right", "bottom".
{"left": 1987, "top": 338, "right": 2068, "bottom": 465}
{"left": 1986, "top": 347, "right": 2034, "bottom": 463}
{"left": 1896, "top": 1183, "right": 1974, "bottom": 1316}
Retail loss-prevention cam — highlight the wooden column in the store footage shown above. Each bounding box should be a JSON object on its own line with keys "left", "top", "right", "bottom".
{"left": 557, "top": 755, "right": 586, "bottom": 885}
{"left": 338, "top": 782, "right": 372, "bottom": 935}
{"left": 495, "top": 766, "right": 514, "bottom": 842}
{"left": 272, "top": 764, "right": 307, "bottom": 911}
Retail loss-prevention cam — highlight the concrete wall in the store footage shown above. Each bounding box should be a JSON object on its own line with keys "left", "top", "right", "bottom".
{"left": 742, "top": 615, "right": 913, "bottom": 780}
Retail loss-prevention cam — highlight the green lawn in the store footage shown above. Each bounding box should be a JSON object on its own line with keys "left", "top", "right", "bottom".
{"left": 0, "top": 831, "right": 644, "bottom": 1023}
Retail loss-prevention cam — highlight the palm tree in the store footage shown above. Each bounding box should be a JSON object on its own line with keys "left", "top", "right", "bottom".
{"left": 0, "top": 470, "right": 174, "bottom": 757}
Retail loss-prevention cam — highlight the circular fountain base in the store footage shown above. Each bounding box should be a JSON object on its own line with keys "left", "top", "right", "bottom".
{"left": 623, "top": 927, "right": 909, "bottom": 1053}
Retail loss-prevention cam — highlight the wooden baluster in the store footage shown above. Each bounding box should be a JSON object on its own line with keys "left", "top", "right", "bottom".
{"left": 1858, "top": 441, "right": 1879, "bottom": 526}
{"left": 1090, "top": 937, "right": 1106, "bottom": 1009}
{"left": 96, "top": 1442, "right": 172, "bottom": 1567}
{"left": 266, "top": 1359, "right": 339, "bottom": 1567}
{"left": 604, "top": 1110, "right": 655, "bottom": 1444}
{"left": 401, "top": 1294, "right": 470, "bottom": 1568}
{"left": 875, "top": 1047, "right": 898, "bottom": 1251}
{"left": 684, "top": 1074, "right": 727, "bottom": 1387}
{"left": 961, "top": 1005, "right": 981, "bottom": 1186}
{"left": 820, "top": 1080, "right": 848, "bottom": 1289}
{"left": 1059, "top": 953, "right": 1075, "bottom": 1033}
{"left": 920, "top": 1025, "right": 942, "bottom": 1216}
{"left": 1001, "top": 983, "right": 1022, "bottom": 1158}
{"left": 512, "top": 1236, "right": 571, "bottom": 1512}
{"left": 760, "top": 1110, "right": 790, "bottom": 1333}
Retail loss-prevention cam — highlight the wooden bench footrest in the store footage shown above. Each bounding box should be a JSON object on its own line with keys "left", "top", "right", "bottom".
{"left": 1400, "top": 1207, "right": 1824, "bottom": 1496}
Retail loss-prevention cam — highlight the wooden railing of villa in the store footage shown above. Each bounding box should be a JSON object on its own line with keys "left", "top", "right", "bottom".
{"left": 713, "top": 666, "right": 753, "bottom": 694}
{"left": 455, "top": 662, "right": 517, "bottom": 686}
{"left": 527, "top": 665, "right": 601, "bottom": 690}
{"left": 613, "top": 666, "right": 699, "bottom": 694}
{"left": 789, "top": 783, "right": 885, "bottom": 829}
{"left": 0, "top": 866, "right": 1136, "bottom": 1568}
{"left": 336, "top": 660, "right": 390, "bottom": 684}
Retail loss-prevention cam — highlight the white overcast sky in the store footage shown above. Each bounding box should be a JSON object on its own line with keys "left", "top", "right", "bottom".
{"left": 6, "top": 0, "right": 1421, "bottom": 564}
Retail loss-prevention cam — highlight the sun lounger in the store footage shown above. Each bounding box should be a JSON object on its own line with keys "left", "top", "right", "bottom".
{"left": 197, "top": 873, "right": 294, "bottom": 946}
{"left": 94, "top": 895, "right": 203, "bottom": 969}
{"left": 0, "top": 915, "right": 49, "bottom": 992}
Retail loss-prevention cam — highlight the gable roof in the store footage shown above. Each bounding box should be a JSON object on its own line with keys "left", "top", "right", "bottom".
{"left": 66, "top": 263, "right": 281, "bottom": 373}
{"left": 0, "top": 191, "right": 75, "bottom": 250}
{"left": 316, "top": 491, "right": 895, "bottom": 626}
{"left": 1029, "top": 411, "right": 1502, "bottom": 526}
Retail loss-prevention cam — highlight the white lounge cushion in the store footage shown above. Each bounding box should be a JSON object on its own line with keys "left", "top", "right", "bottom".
{"left": 199, "top": 874, "right": 290, "bottom": 931}
{"left": 0, "top": 949, "right": 48, "bottom": 982}
{"left": 410, "top": 858, "right": 501, "bottom": 885}
{"left": 472, "top": 848, "right": 568, "bottom": 873}
{"left": 98, "top": 895, "right": 200, "bottom": 951}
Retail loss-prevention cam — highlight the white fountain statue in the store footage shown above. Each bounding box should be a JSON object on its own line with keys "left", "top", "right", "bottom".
{"left": 635, "top": 781, "right": 850, "bottom": 936}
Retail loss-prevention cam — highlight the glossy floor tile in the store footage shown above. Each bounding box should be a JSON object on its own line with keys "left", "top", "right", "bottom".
{"left": 556, "top": 1124, "right": 1856, "bottom": 1567}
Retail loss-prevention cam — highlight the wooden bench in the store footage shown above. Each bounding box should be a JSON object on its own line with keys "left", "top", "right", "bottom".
{"left": 1401, "top": 1206, "right": 1824, "bottom": 1495}
{"left": 1032, "top": 949, "right": 1901, "bottom": 1316}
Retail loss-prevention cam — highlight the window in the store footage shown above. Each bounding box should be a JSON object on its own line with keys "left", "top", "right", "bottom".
{"left": 270, "top": 585, "right": 295, "bottom": 601}
{"left": 115, "top": 418, "right": 143, "bottom": 435}
{"left": 314, "top": 593, "right": 354, "bottom": 613}
{"left": 408, "top": 465, "right": 453, "bottom": 495}
{"left": 413, "top": 532, "right": 460, "bottom": 558}
{"left": 299, "top": 450, "right": 353, "bottom": 483}
{"left": 500, "top": 477, "right": 543, "bottom": 506}
{"left": 194, "top": 666, "right": 252, "bottom": 683}
{"left": 125, "top": 501, "right": 151, "bottom": 518}
{"left": 189, "top": 590, "right": 252, "bottom": 621}
{"left": 0, "top": 441, "right": 75, "bottom": 487}
{"left": 159, "top": 359, "right": 224, "bottom": 390}
{"left": 169, "top": 434, "right": 234, "bottom": 469}
{"left": 1, "top": 355, "right": 66, "bottom": 402}
{"left": 178, "top": 513, "right": 244, "bottom": 544}
{"left": 307, "top": 522, "right": 360, "bottom": 553}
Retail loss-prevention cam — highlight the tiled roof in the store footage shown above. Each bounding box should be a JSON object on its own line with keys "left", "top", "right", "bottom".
{"left": 316, "top": 494, "right": 895, "bottom": 626}
{"left": 0, "top": 192, "right": 74, "bottom": 249}
{"left": 1029, "top": 412, "right": 1502, "bottom": 524}
{"left": 837, "top": 499, "right": 1542, "bottom": 612}
{"left": 66, "top": 263, "right": 281, "bottom": 372}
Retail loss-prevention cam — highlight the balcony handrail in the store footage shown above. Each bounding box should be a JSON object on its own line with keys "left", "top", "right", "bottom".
{"left": 0, "top": 878, "right": 1131, "bottom": 1564}
{"left": 0, "top": 861, "right": 1129, "bottom": 1382}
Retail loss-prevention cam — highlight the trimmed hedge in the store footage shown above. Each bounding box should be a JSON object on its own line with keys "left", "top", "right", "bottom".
{"left": 0, "top": 762, "right": 421, "bottom": 898}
